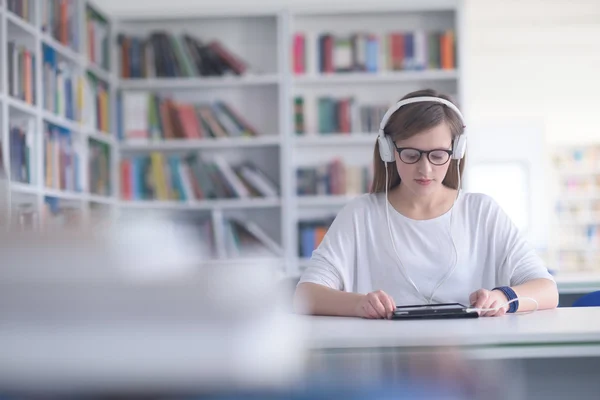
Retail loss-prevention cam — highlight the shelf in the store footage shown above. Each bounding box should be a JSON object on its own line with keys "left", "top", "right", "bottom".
{"left": 6, "top": 96, "right": 37, "bottom": 116}
{"left": 86, "top": 62, "right": 113, "bottom": 83}
{"left": 88, "top": 194, "right": 117, "bottom": 205}
{"left": 120, "top": 197, "right": 282, "bottom": 210}
{"left": 552, "top": 245, "right": 600, "bottom": 252}
{"left": 297, "top": 195, "right": 360, "bottom": 207}
{"left": 554, "top": 272, "right": 600, "bottom": 294}
{"left": 119, "top": 74, "right": 281, "bottom": 90}
{"left": 44, "top": 188, "right": 86, "bottom": 201}
{"left": 557, "top": 167, "right": 600, "bottom": 176}
{"left": 558, "top": 192, "right": 600, "bottom": 202}
{"left": 120, "top": 136, "right": 281, "bottom": 151}
{"left": 42, "top": 111, "right": 82, "bottom": 132}
{"left": 6, "top": 10, "right": 37, "bottom": 37}
{"left": 557, "top": 217, "right": 600, "bottom": 226}
{"left": 294, "top": 69, "right": 458, "bottom": 85}
{"left": 40, "top": 33, "right": 82, "bottom": 63}
{"left": 10, "top": 182, "right": 40, "bottom": 195}
{"left": 87, "top": 130, "right": 117, "bottom": 145}
{"left": 295, "top": 133, "right": 377, "bottom": 146}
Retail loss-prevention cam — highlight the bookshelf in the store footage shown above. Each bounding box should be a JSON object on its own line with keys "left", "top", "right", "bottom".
{"left": 548, "top": 144, "right": 600, "bottom": 289}
{"left": 288, "top": 4, "right": 461, "bottom": 276}
{"left": 1, "top": 0, "right": 118, "bottom": 232}
{"left": 1, "top": 1, "right": 468, "bottom": 279}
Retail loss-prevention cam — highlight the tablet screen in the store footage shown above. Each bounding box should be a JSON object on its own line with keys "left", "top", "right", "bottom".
{"left": 395, "top": 303, "right": 464, "bottom": 312}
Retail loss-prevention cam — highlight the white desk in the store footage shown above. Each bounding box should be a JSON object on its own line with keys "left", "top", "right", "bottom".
{"left": 304, "top": 308, "right": 600, "bottom": 400}
{"left": 304, "top": 307, "right": 600, "bottom": 359}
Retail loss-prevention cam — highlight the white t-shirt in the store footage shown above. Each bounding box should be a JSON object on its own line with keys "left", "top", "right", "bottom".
{"left": 298, "top": 192, "right": 554, "bottom": 306}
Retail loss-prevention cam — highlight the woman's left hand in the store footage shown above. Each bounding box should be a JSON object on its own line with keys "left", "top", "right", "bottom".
{"left": 469, "top": 288, "right": 509, "bottom": 317}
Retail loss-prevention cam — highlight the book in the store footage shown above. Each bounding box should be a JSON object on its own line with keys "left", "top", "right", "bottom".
{"left": 293, "top": 30, "right": 456, "bottom": 74}
{"left": 118, "top": 32, "right": 250, "bottom": 78}
{"left": 121, "top": 94, "right": 260, "bottom": 142}
{"left": 120, "top": 155, "right": 279, "bottom": 202}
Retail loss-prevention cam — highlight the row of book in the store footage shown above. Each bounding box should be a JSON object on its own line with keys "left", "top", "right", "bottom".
{"left": 44, "top": 122, "right": 82, "bottom": 192}
{"left": 295, "top": 96, "right": 388, "bottom": 135}
{"left": 7, "top": 0, "right": 33, "bottom": 23}
{"left": 118, "top": 32, "right": 248, "bottom": 79}
{"left": 42, "top": 196, "right": 82, "bottom": 231}
{"left": 553, "top": 146, "right": 600, "bottom": 170}
{"left": 298, "top": 218, "right": 334, "bottom": 259}
{"left": 10, "top": 119, "right": 33, "bottom": 184}
{"left": 42, "top": 45, "right": 109, "bottom": 130}
{"left": 8, "top": 42, "right": 36, "bottom": 105}
{"left": 297, "top": 160, "right": 372, "bottom": 196}
{"left": 42, "top": 0, "right": 80, "bottom": 52}
{"left": 88, "top": 139, "right": 111, "bottom": 197}
{"left": 122, "top": 93, "right": 258, "bottom": 142}
{"left": 293, "top": 30, "right": 456, "bottom": 74}
{"left": 8, "top": 197, "right": 86, "bottom": 232}
{"left": 221, "top": 216, "right": 283, "bottom": 259}
{"left": 120, "top": 153, "right": 279, "bottom": 201}
{"left": 87, "top": 73, "right": 110, "bottom": 133}
{"left": 86, "top": 5, "right": 110, "bottom": 71}
{"left": 132, "top": 215, "right": 281, "bottom": 260}
{"left": 42, "top": 44, "right": 80, "bottom": 121}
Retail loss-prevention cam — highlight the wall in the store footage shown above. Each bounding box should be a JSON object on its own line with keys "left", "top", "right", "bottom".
{"left": 463, "top": 0, "right": 600, "bottom": 145}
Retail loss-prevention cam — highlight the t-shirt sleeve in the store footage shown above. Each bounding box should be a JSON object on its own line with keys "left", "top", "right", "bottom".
{"left": 488, "top": 197, "right": 555, "bottom": 286}
{"left": 297, "top": 204, "right": 357, "bottom": 291}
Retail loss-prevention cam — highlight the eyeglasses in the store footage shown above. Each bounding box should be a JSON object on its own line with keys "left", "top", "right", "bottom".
{"left": 394, "top": 146, "right": 453, "bottom": 165}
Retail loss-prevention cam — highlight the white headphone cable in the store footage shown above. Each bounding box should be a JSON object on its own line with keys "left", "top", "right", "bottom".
{"left": 384, "top": 160, "right": 428, "bottom": 303}
{"left": 427, "top": 158, "right": 461, "bottom": 302}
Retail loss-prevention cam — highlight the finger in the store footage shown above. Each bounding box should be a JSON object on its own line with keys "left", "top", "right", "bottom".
{"left": 390, "top": 295, "right": 397, "bottom": 315}
{"left": 492, "top": 301, "right": 508, "bottom": 317}
{"left": 481, "top": 301, "right": 497, "bottom": 317}
{"left": 368, "top": 295, "right": 388, "bottom": 318}
{"left": 379, "top": 293, "right": 395, "bottom": 318}
{"left": 469, "top": 291, "right": 478, "bottom": 305}
{"left": 474, "top": 290, "right": 489, "bottom": 309}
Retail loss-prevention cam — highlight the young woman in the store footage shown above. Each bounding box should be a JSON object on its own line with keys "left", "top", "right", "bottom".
{"left": 294, "top": 89, "right": 558, "bottom": 319}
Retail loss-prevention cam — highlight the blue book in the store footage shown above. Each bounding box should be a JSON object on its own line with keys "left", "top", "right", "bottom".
{"left": 366, "top": 36, "right": 379, "bottom": 72}
{"left": 131, "top": 157, "right": 140, "bottom": 200}
{"left": 404, "top": 33, "right": 414, "bottom": 70}
{"left": 301, "top": 227, "right": 316, "bottom": 259}
{"left": 168, "top": 157, "right": 186, "bottom": 201}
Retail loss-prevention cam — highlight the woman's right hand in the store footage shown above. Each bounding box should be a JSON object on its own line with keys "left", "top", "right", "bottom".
{"left": 355, "top": 290, "right": 396, "bottom": 319}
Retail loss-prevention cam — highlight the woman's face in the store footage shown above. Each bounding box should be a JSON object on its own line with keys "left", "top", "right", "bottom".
{"left": 393, "top": 122, "right": 453, "bottom": 197}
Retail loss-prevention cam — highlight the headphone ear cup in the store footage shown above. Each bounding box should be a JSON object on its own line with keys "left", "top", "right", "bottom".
{"left": 378, "top": 134, "right": 396, "bottom": 163}
{"left": 452, "top": 134, "right": 467, "bottom": 160}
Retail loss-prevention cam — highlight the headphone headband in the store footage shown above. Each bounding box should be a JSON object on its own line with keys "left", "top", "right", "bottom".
{"left": 377, "top": 96, "right": 467, "bottom": 163}
{"left": 378, "top": 96, "right": 466, "bottom": 134}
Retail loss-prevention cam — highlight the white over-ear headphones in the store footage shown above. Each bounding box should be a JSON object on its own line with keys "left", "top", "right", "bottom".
{"left": 377, "top": 96, "right": 467, "bottom": 163}
{"left": 379, "top": 96, "right": 466, "bottom": 304}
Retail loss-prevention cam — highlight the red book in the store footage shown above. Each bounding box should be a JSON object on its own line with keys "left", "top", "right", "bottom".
{"left": 293, "top": 33, "right": 305, "bottom": 74}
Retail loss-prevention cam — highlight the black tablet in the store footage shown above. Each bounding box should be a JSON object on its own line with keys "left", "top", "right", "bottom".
{"left": 392, "top": 303, "right": 479, "bottom": 320}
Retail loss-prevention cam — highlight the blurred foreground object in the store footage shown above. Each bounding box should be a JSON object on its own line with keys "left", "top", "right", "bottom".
{"left": 0, "top": 211, "right": 306, "bottom": 396}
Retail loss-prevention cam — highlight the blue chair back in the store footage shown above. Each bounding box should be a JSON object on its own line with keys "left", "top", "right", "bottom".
{"left": 572, "top": 291, "right": 600, "bottom": 307}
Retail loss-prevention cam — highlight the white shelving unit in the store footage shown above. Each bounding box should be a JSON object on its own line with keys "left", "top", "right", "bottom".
{"left": 288, "top": 3, "right": 462, "bottom": 276}
{"left": 547, "top": 143, "right": 600, "bottom": 291}
{"left": 1, "top": 0, "right": 467, "bottom": 278}
{"left": 1, "top": 0, "right": 118, "bottom": 232}
{"left": 4, "top": 1, "right": 597, "bottom": 292}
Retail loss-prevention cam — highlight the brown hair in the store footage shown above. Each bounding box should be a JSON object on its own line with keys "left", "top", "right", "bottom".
{"left": 371, "top": 89, "right": 466, "bottom": 193}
